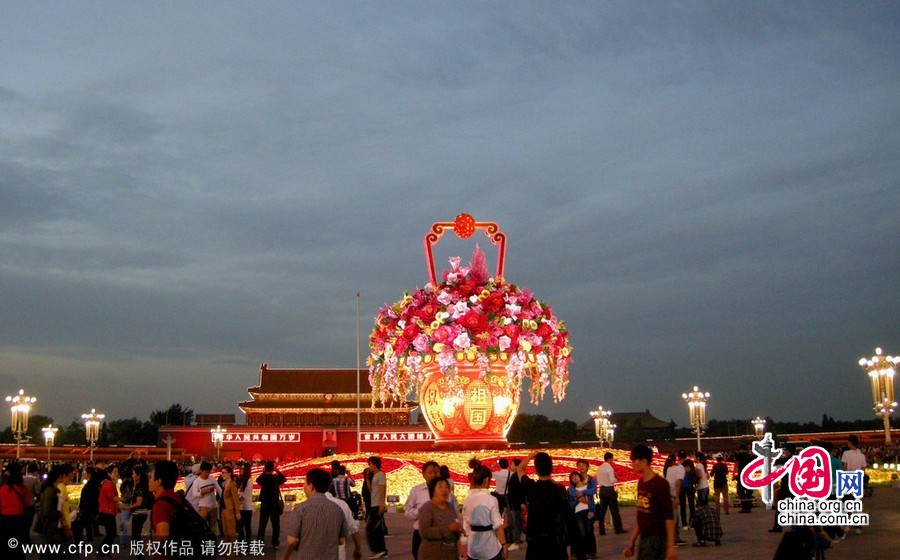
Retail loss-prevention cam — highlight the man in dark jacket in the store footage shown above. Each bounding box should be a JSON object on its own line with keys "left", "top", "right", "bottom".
{"left": 255, "top": 461, "right": 286, "bottom": 548}
{"left": 515, "top": 452, "right": 574, "bottom": 560}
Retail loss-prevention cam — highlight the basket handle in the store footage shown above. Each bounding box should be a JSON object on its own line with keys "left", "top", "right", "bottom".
{"left": 423, "top": 213, "right": 506, "bottom": 285}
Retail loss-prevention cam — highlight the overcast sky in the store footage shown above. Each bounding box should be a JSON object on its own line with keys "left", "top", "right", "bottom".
{"left": 1, "top": 2, "right": 898, "bottom": 433}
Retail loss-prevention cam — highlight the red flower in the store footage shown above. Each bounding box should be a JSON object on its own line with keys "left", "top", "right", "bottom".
{"left": 459, "top": 310, "right": 489, "bottom": 334}
{"left": 417, "top": 302, "right": 439, "bottom": 322}
{"left": 536, "top": 322, "right": 552, "bottom": 339}
{"left": 402, "top": 324, "right": 420, "bottom": 341}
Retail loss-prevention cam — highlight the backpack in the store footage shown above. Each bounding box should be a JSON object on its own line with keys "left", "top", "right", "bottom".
{"left": 157, "top": 495, "right": 219, "bottom": 559}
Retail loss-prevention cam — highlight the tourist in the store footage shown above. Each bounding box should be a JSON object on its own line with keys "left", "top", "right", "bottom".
{"left": 183, "top": 463, "right": 202, "bottom": 511}
{"left": 325, "top": 485, "right": 363, "bottom": 560}
{"left": 694, "top": 453, "right": 710, "bottom": 508}
{"left": 733, "top": 444, "right": 754, "bottom": 513}
{"left": 97, "top": 465, "right": 121, "bottom": 558}
{"left": 820, "top": 442, "right": 845, "bottom": 542}
{"left": 678, "top": 453, "right": 696, "bottom": 532}
{"left": 515, "top": 452, "right": 572, "bottom": 560}
{"left": 23, "top": 462, "right": 40, "bottom": 541}
{"left": 123, "top": 466, "right": 151, "bottom": 547}
{"left": 281, "top": 468, "right": 348, "bottom": 560}
{"left": 74, "top": 466, "right": 100, "bottom": 543}
{"left": 567, "top": 471, "right": 592, "bottom": 560}
{"left": 769, "top": 444, "right": 795, "bottom": 533}
{"left": 710, "top": 454, "right": 729, "bottom": 516}
{"left": 0, "top": 462, "right": 31, "bottom": 560}
{"left": 841, "top": 435, "right": 867, "bottom": 534}
{"left": 190, "top": 462, "right": 221, "bottom": 536}
{"left": 690, "top": 494, "right": 721, "bottom": 547}
{"left": 663, "top": 454, "right": 686, "bottom": 546}
{"left": 505, "top": 458, "right": 525, "bottom": 550}
{"left": 36, "top": 464, "right": 76, "bottom": 560}
{"left": 491, "top": 458, "right": 512, "bottom": 515}
{"left": 219, "top": 465, "right": 241, "bottom": 543}
{"left": 596, "top": 453, "right": 624, "bottom": 537}
{"left": 623, "top": 444, "right": 676, "bottom": 560}
{"left": 417, "top": 477, "right": 461, "bottom": 560}
{"left": 405, "top": 461, "right": 457, "bottom": 560}
{"left": 149, "top": 460, "right": 182, "bottom": 558}
{"left": 238, "top": 463, "right": 254, "bottom": 545}
{"left": 365, "top": 456, "right": 388, "bottom": 559}
{"left": 256, "top": 460, "right": 286, "bottom": 548}
{"left": 463, "top": 464, "right": 505, "bottom": 560}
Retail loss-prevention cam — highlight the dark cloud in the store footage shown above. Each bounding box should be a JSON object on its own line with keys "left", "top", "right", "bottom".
{"left": 0, "top": 3, "right": 898, "bottom": 428}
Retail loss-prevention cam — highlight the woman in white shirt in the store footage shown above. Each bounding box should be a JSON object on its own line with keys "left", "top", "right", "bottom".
{"left": 695, "top": 452, "right": 710, "bottom": 506}
{"left": 238, "top": 463, "right": 254, "bottom": 545}
{"left": 462, "top": 465, "right": 506, "bottom": 560}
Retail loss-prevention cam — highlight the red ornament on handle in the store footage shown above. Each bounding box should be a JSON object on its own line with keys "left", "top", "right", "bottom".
{"left": 423, "top": 214, "right": 506, "bottom": 285}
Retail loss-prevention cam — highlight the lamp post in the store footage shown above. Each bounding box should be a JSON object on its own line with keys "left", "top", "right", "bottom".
{"left": 752, "top": 416, "right": 766, "bottom": 437}
{"left": 81, "top": 408, "right": 104, "bottom": 464}
{"left": 682, "top": 386, "right": 710, "bottom": 452}
{"left": 211, "top": 425, "right": 226, "bottom": 461}
{"left": 590, "top": 405, "right": 616, "bottom": 447}
{"left": 859, "top": 347, "right": 899, "bottom": 444}
{"left": 6, "top": 389, "right": 36, "bottom": 460}
{"left": 42, "top": 425, "right": 57, "bottom": 462}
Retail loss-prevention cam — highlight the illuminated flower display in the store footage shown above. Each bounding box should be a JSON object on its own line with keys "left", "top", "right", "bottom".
{"left": 367, "top": 216, "right": 573, "bottom": 445}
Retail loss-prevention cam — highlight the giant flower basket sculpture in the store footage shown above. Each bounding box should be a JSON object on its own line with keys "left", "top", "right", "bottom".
{"left": 368, "top": 215, "right": 572, "bottom": 447}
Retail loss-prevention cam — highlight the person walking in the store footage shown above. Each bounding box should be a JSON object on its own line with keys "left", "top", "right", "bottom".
{"left": 282, "top": 468, "right": 348, "bottom": 560}
{"left": 710, "top": 454, "right": 729, "bottom": 516}
{"left": 97, "top": 465, "right": 121, "bottom": 558}
{"left": 663, "top": 455, "right": 686, "bottom": 546}
{"left": 417, "top": 477, "right": 462, "bottom": 560}
{"left": 515, "top": 452, "right": 573, "bottom": 560}
{"left": 238, "top": 463, "right": 254, "bottom": 546}
{"left": 365, "top": 456, "right": 388, "bottom": 559}
{"left": 0, "top": 462, "right": 32, "bottom": 560}
{"left": 596, "top": 453, "right": 625, "bottom": 536}
{"left": 567, "top": 471, "right": 593, "bottom": 560}
{"left": 123, "top": 466, "right": 151, "bottom": 548}
{"left": 220, "top": 465, "right": 241, "bottom": 543}
{"left": 256, "top": 461, "right": 286, "bottom": 549}
{"left": 463, "top": 465, "right": 506, "bottom": 560}
{"left": 623, "top": 444, "right": 676, "bottom": 560}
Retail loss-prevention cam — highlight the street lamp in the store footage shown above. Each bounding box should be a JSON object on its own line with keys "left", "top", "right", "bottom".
{"left": 859, "top": 347, "right": 899, "bottom": 444}
{"left": 81, "top": 408, "right": 105, "bottom": 463}
{"left": 211, "top": 425, "right": 227, "bottom": 461}
{"left": 682, "top": 386, "right": 710, "bottom": 452}
{"left": 42, "top": 425, "right": 57, "bottom": 462}
{"left": 590, "top": 405, "right": 616, "bottom": 447}
{"left": 752, "top": 417, "right": 766, "bottom": 437}
{"left": 6, "top": 389, "right": 36, "bottom": 460}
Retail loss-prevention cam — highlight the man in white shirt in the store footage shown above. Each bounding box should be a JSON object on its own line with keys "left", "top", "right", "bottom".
{"left": 190, "top": 462, "right": 222, "bottom": 535}
{"left": 404, "top": 461, "right": 457, "bottom": 560}
{"left": 183, "top": 463, "right": 202, "bottom": 510}
{"left": 326, "top": 491, "right": 362, "bottom": 560}
{"left": 596, "top": 453, "right": 625, "bottom": 535}
{"left": 664, "top": 455, "right": 686, "bottom": 545}
{"left": 841, "top": 435, "right": 868, "bottom": 534}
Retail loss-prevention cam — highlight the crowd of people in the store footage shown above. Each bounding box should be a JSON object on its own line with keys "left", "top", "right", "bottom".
{"left": 0, "top": 435, "right": 878, "bottom": 560}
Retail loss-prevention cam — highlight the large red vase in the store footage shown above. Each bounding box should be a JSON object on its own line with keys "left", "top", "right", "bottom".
{"left": 417, "top": 357, "right": 521, "bottom": 448}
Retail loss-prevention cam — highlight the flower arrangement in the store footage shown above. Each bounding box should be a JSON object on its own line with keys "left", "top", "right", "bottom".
{"left": 368, "top": 246, "right": 572, "bottom": 406}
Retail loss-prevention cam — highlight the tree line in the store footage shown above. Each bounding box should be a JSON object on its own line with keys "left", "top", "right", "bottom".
{"left": 0, "top": 403, "right": 194, "bottom": 447}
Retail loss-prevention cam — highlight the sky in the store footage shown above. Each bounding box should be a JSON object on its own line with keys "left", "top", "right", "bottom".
{"left": 1, "top": 2, "right": 898, "bottom": 433}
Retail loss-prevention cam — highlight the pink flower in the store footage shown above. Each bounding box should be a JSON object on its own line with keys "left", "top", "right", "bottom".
{"left": 453, "top": 332, "right": 471, "bottom": 350}
{"left": 498, "top": 335, "right": 512, "bottom": 351}
{"left": 413, "top": 333, "right": 429, "bottom": 352}
{"left": 432, "top": 325, "right": 455, "bottom": 344}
